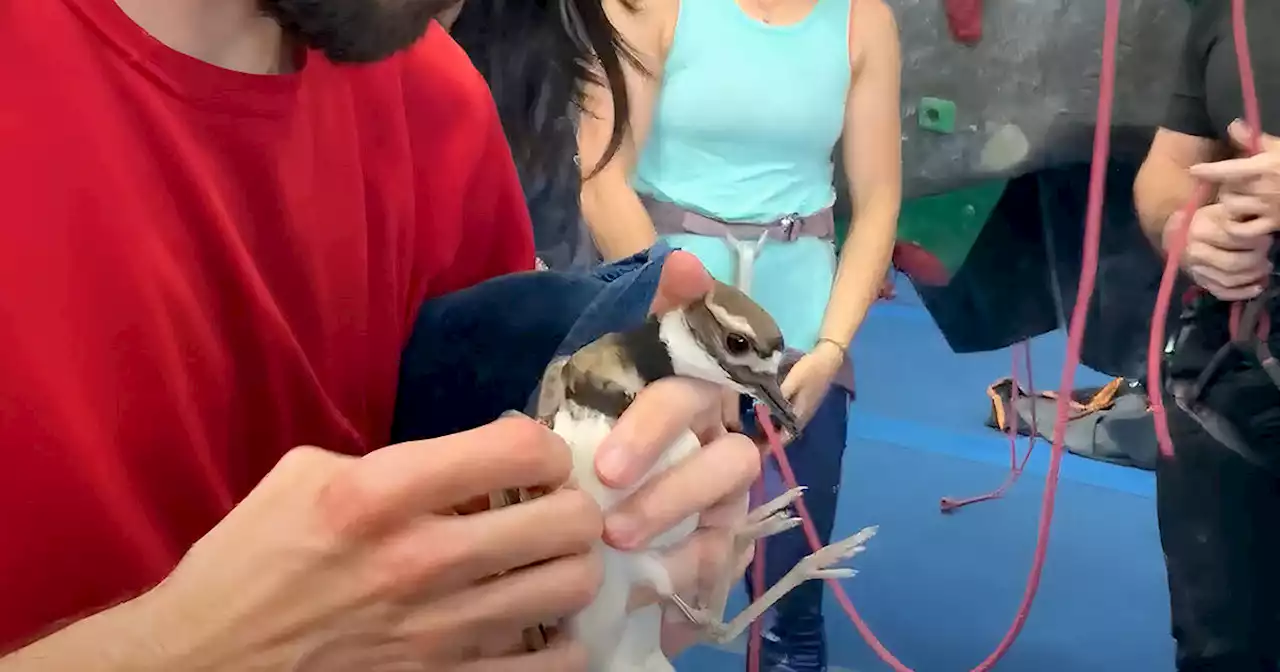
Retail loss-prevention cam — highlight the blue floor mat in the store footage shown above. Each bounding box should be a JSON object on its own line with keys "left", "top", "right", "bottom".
{"left": 675, "top": 278, "right": 1172, "bottom": 671}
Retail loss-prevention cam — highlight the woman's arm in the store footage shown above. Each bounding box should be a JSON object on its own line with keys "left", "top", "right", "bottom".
{"left": 819, "top": 0, "right": 903, "bottom": 349}
{"left": 578, "top": 0, "right": 673, "bottom": 261}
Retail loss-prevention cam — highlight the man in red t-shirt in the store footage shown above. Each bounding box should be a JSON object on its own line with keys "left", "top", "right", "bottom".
{"left": 0, "top": 1, "right": 762, "bottom": 669}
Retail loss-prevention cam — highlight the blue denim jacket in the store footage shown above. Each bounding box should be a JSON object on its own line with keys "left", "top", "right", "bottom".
{"left": 390, "top": 244, "right": 673, "bottom": 442}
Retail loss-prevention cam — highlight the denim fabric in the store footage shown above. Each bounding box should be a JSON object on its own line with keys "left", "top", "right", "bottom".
{"left": 742, "top": 387, "right": 851, "bottom": 672}
{"left": 391, "top": 243, "right": 673, "bottom": 443}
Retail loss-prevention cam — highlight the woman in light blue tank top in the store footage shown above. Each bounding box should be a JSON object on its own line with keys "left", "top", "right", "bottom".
{"left": 579, "top": 0, "right": 902, "bottom": 669}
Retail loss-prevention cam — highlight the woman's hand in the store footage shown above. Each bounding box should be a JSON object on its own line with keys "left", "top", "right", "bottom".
{"left": 780, "top": 340, "right": 846, "bottom": 425}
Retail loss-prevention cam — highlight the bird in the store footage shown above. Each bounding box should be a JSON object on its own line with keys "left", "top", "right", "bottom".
{"left": 506, "top": 279, "right": 876, "bottom": 672}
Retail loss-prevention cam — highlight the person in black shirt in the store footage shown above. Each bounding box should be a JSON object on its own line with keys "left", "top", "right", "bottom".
{"left": 1133, "top": 0, "right": 1280, "bottom": 669}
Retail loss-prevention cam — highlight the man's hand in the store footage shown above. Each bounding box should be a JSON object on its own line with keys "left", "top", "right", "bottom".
{"left": 596, "top": 375, "right": 760, "bottom": 657}
{"left": 592, "top": 251, "right": 758, "bottom": 550}
{"left": 19, "top": 417, "right": 602, "bottom": 672}
{"left": 585, "top": 250, "right": 762, "bottom": 656}
{"left": 1165, "top": 201, "right": 1276, "bottom": 301}
{"left": 721, "top": 388, "right": 744, "bottom": 433}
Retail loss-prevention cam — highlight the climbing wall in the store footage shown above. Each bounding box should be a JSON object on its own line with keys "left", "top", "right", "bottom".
{"left": 889, "top": 0, "right": 1190, "bottom": 200}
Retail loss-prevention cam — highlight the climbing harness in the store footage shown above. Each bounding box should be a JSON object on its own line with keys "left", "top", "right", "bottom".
{"left": 1179, "top": 287, "right": 1280, "bottom": 402}
{"left": 1163, "top": 286, "right": 1280, "bottom": 475}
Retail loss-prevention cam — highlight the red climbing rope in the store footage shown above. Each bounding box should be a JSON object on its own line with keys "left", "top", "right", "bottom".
{"left": 748, "top": 0, "right": 1263, "bottom": 669}
{"left": 939, "top": 341, "right": 1036, "bottom": 513}
{"left": 1149, "top": 0, "right": 1262, "bottom": 459}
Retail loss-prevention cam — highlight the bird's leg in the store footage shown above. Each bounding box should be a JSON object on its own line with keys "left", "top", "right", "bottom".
{"left": 696, "top": 487, "right": 808, "bottom": 624}
{"left": 665, "top": 487, "right": 806, "bottom": 626}
{"left": 673, "top": 519, "right": 878, "bottom": 645}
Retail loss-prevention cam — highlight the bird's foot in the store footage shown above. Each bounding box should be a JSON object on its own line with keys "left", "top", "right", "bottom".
{"left": 791, "top": 526, "right": 877, "bottom": 582}
{"left": 685, "top": 525, "right": 879, "bottom": 645}
{"left": 739, "top": 487, "right": 806, "bottom": 541}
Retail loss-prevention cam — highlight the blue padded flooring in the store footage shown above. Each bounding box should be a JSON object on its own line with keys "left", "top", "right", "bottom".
{"left": 674, "top": 279, "right": 1173, "bottom": 672}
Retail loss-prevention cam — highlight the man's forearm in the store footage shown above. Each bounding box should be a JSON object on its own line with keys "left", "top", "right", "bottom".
{"left": 581, "top": 179, "right": 659, "bottom": 261}
{"left": 1, "top": 593, "right": 180, "bottom": 672}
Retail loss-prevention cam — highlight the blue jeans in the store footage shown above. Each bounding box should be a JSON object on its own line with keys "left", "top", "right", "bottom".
{"left": 742, "top": 387, "right": 851, "bottom": 672}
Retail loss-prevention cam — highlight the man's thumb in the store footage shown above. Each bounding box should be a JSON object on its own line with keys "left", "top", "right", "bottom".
{"left": 647, "top": 250, "right": 712, "bottom": 316}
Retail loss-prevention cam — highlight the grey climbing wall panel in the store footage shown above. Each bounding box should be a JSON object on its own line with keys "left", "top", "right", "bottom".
{"left": 890, "top": 0, "right": 1191, "bottom": 199}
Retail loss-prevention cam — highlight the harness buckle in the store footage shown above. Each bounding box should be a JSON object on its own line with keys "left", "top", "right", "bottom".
{"left": 777, "top": 213, "right": 801, "bottom": 240}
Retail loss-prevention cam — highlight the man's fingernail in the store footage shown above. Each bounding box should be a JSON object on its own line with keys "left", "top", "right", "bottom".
{"left": 597, "top": 443, "right": 630, "bottom": 484}
{"left": 606, "top": 513, "right": 640, "bottom": 548}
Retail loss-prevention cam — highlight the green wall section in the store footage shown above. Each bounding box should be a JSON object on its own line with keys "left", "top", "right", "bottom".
{"left": 837, "top": 178, "right": 1007, "bottom": 274}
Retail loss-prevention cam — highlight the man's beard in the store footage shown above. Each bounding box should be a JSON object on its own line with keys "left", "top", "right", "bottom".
{"left": 260, "top": 0, "right": 462, "bottom": 64}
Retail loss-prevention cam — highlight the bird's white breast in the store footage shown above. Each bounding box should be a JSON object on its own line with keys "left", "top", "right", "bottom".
{"left": 554, "top": 401, "right": 701, "bottom": 671}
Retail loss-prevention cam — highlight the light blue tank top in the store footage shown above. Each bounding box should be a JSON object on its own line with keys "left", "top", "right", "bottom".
{"left": 634, "top": 0, "right": 852, "bottom": 223}
{"left": 637, "top": 0, "right": 853, "bottom": 352}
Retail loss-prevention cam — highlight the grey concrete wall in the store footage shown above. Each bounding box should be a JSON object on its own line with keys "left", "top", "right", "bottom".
{"left": 889, "top": 0, "right": 1190, "bottom": 198}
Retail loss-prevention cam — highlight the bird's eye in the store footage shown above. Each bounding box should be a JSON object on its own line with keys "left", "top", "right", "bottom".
{"left": 724, "top": 333, "right": 750, "bottom": 355}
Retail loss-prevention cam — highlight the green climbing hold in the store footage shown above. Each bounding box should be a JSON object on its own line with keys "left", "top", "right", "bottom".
{"left": 918, "top": 97, "right": 957, "bottom": 134}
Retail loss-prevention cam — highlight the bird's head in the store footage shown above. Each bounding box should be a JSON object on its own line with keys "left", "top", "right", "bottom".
{"left": 656, "top": 280, "right": 798, "bottom": 435}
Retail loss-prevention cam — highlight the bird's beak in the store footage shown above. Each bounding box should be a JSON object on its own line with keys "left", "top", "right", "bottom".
{"left": 754, "top": 378, "right": 799, "bottom": 437}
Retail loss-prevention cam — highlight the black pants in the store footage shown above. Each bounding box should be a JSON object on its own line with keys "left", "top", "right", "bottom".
{"left": 1160, "top": 332, "right": 1280, "bottom": 670}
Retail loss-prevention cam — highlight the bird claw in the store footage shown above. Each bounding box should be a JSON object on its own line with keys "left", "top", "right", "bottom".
{"left": 798, "top": 526, "right": 878, "bottom": 577}
{"left": 809, "top": 568, "right": 858, "bottom": 581}
{"left": 738, "top": 487, "right": 806, "bottom": 540}
{"left": 741, "top": 510, "right": 803, "bottom": 540}
{"left": 746, "top": 487, "right": 806, "bottom": 525}
{"left": 685, "top": 525, "right": 879, "bottom": 646}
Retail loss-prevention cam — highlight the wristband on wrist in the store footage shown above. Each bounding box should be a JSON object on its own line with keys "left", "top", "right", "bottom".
{"left": 815, "top": 337, "right": 848, "bottom": 358}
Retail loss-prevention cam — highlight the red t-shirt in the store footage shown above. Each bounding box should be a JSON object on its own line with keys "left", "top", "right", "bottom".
{"left": 0, "top": 0, "right": 535, "bottom": 650}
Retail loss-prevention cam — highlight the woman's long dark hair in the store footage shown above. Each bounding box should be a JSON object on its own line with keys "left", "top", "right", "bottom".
{"left": 449, "top": 0, "right": 641, "bottom": 181}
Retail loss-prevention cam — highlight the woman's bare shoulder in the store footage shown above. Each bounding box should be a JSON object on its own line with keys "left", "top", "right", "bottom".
{"left": 850, "top": 0, "right": 899, "bottom": 68}
{"left": 604, "top": 0, "right": 679, "bottom": 55}
{"left": 852, "top": 0, "right": 896, "bottom": 29}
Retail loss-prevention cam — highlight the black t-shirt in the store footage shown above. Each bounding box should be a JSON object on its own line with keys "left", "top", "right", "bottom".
{"left": 1165, "top": 0, "right": 1280, "bottom": 364}
{"left": 1165, "top": 0, "right": 1280, "bottom": 141}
